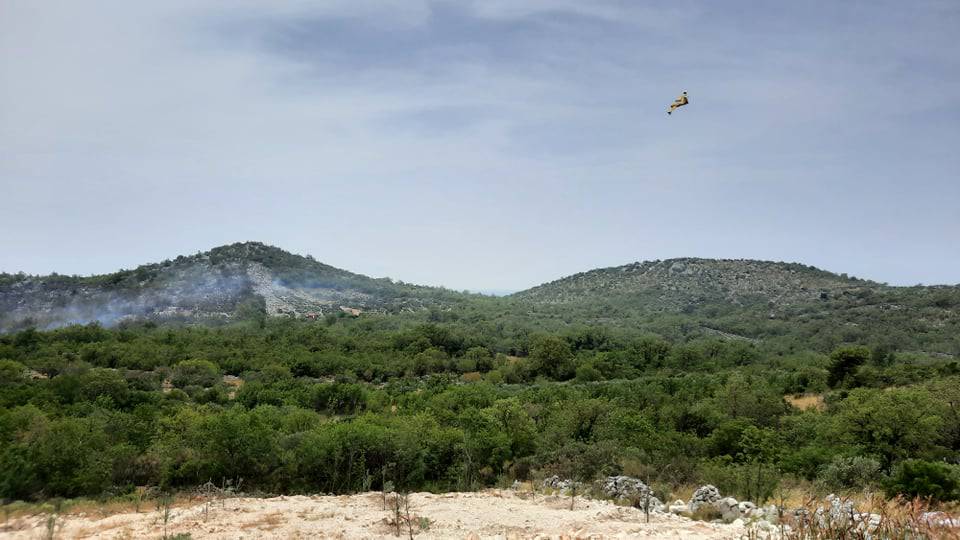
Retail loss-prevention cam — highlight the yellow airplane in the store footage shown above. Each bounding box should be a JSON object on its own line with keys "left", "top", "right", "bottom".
{"left": 667, "top": 91, "right": 689, "bottom": 115}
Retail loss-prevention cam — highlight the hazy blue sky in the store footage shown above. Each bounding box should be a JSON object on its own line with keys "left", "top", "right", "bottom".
{"left": 2, "top": 1, "right": 958, "bottom": 291}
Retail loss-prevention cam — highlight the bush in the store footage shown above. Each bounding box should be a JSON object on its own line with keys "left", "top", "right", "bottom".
{"left": 0, "top": 360, "right": 26, "bottom": 385}
{"left": 170, "top": 360, "right": 220, "bottom": 388}
{"left": 700, "top": 456, "right": 779, "bottom": 504}
{"left": 817, "top": 455, "right": 882, "bottom": 491}
{"left": 542, "top": 441, "right": 620, "bottom": 483}
{"left": 574, "top": 363, "right": 602, "bottom": 383}
{"left": 885, "top": 459, "right": 960, "bottom": 502}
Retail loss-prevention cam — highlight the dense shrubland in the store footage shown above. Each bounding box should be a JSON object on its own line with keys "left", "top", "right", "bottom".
{"left": 0, "top": 309, "right": 958, "bottom": 506}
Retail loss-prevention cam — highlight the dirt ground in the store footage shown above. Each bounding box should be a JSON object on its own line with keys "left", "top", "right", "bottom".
{"left": 0, "top": 490, "right": 748, "bottom": 539}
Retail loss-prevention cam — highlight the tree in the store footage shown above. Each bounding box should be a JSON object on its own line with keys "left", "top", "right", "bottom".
{"left": 28, "top": 418, "right": 112, "bottom": 497}
{"left": 413, "top": 348, "right": 448, "bottom": 376}
{"left": 574, "top": 362, "right": 603, "bottom": 383}
{"left": 737, "top": 426, "right": 781, "bottom": 504}
{"left": 628, "top": 336, "right": 671, "bottom": 369}
{"left": 886, "top": 459, "right": 960, "bottom": 502}
{"left": 870, "top": 345, "right": 895, "bottom": 367}
{"left": 489, "top": 398, "right": 537, "bottom": 457}
{"left": 835, "top": 388, "right": 946, "bottom": 470}
{"left": 0, "top": 360, "right": 26, "bottom": 386}
{"left": 712, "top": 373, "right": 788, "bottom": 427}
{"left": 926, "top": 377, "right": 960, "bottom": 451}
{"left": 529, "top": 336, "right": 574, "bottom": 380}
{"left": 78, "top": 368, "right": 129, "bottom": 406}
{"left": 827, "top": 346, "right": 870, "bottom": 388}
{"left": 817, "top": 456, "right": 882, "bottom": 491}
{"left": 463, "top": 347, "right": 493, "bottom": 372}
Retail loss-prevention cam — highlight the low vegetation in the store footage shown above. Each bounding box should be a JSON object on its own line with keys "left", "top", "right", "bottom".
{"left": 1, "top": 245, "right": 958, "bottom": 538}
{"left": 1, "top": 313, "right": 958, "bottom": 509}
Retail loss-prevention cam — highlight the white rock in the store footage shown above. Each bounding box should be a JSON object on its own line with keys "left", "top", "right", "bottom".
{"left": 717, "top": 497, "right": 740, "bottom": 522}
{"left": 921, "top": 512, "right": 960, "bottom": 527}
{"left": 763, "top": 504, "right": 780, "bottom": 522}
{"left": 669, "top": 504, "right": 690, "bottom": 515}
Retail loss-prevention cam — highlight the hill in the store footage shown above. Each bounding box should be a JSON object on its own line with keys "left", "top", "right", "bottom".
{"left": 514, "top": 258, "right": 868, "bottom": 308}
{"left": 0, "top": 242, "right": 462, "bottom": 332}
{"left": 512, "top": 258, "right": 960, "bottom": 354}
{"left": 2, "top": 251, "right": 960, "bottom": 514}
{"left": 2, "top": 249, "right": 958, "bottom": 355}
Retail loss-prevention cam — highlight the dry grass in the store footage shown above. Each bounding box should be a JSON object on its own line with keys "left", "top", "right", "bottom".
{"left": 782, "top": 494, "right": 960, "bottom": 540}
{"left": 221, "top": 375, "right": 243, "bottom": 387}
{"left": 671, "top": 485, "right": 698, "bottom": 503}
{"left": 296, "top": 508, "right": 335, "bottom": 521}
{"left": 222, "top": 375, "right": 243, "bottom": 399}
{"left": 690, "top": 506, "right": 724, "bottom": 522}
{"left": 461, "top": 371, "right": 483, "bottom": 382}
{"left": 0, "top": 491, "right": 202, "bottom": 524}
{"left": 75, "top": 521, "right": 137, "bottom": 538}
{"left": 785, "top": 394, "right": 826, "bottom": 412}
{"left": 241, "top": 511, "right": 285, "bottom": 531}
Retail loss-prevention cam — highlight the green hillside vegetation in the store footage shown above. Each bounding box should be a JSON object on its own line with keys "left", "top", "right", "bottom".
{"left": 1, "top": 246, "right": 958, "bottom": 506}
{"left": 1, "top": 311, "right": 959, "bottom": 503}
{"left": 512, "top": 258, "right": 960, "bottom": 357}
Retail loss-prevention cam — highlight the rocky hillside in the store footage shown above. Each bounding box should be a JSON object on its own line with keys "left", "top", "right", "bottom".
{"left": 0, "top": 242, "right": 462, "bottom": 332}
{"left": 3, "top": 250, "right": 958, "bottom": 352}
{"left": 513, "top": 258, "right": 960, "bottom": 352}
{"left": 514, "top": 258, "right": 872, "bottom": 309}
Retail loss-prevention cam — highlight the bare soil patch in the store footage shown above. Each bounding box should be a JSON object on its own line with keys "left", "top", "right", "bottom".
{"left": 0, "top": 490, "right": 747, "bottom": 539}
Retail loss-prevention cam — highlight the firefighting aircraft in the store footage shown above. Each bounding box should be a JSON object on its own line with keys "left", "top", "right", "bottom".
{"left": 667, "top": 91, "right": 689, "bottom": 115}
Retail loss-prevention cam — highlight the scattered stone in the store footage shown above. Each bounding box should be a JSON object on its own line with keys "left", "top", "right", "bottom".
{"left": 541, "top": 475, "right": 578, "bottom": 493}
{"left": 688, "top": 485, "right": 722, "bottom": 513}
{"left": 818, "top": 494, "right": 857, "bottom": 526}
{"left": 921, "top": 512, "right": 960, "bottom": 528}
{"left": 599, "top": 476, "right": 664, "bottom": 512}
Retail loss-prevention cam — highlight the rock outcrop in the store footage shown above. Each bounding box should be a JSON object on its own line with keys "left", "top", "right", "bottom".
{"left": 542, "top": 475, "right": 579, "bottom": 493}
{"left": 688, "top": 485, "right": 722, "bottom": 513}
{"left": 600, "top": 476, "right": 664, "bottom": 512}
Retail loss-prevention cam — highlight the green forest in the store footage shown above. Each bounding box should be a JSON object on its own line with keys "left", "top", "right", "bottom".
{"left": 2, "top": 302, "right": 959, "bottom": 507}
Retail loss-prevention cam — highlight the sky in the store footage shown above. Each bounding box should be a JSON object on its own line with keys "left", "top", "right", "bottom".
{"left": 1, "top": 1, "right": 958, "bottom": 292}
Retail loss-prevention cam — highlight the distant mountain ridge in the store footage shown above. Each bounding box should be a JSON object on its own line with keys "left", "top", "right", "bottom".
{"left": 0, "top": 242, "right": 462, "bottom": 331}
{"left": 1, "top": 246, "right": 958, "bottom": 351}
